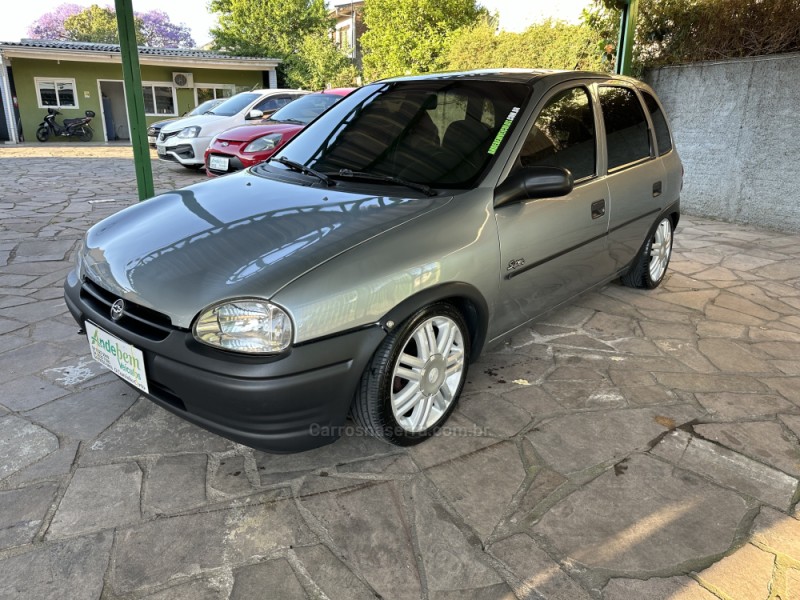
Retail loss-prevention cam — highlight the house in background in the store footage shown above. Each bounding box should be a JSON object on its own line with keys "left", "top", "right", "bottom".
{"left": 0, "top": 40, "right": 281, "bottom": 143}
{"left": 329, "top": 1, "right": 365, "bottom": 71}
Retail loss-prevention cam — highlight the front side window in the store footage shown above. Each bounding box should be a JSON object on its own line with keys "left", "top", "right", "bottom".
{"left": 641, "top": 91, "right": 673, "bottom": 156}
{"left": 254, "top": 96, "right": 293, "bottom": 113}
{"left": 599, "top": 86, "right": 651, "bottom": 170}
{"left": 514, "top": 86, "right": 596, "bottom": 181}
{"left": 268, "top": 80, "right": 531, "bottom": 188}
{"left": 142, "top": 84, "right": 176, "bottom": 116}
{"left": 35, "top": 78, "right": 78, "bottom": 109}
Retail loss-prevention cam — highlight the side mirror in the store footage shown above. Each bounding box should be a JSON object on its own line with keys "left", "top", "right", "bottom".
{"left": 494, "top": 166, "right": 574, "bottom": 208}
{"left": 246, "top": 109, "right": 264, "bottom": 120}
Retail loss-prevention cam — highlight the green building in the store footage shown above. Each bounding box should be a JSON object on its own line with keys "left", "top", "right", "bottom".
{"left": 0, "top": 40, "right": 280, "bottom": 143}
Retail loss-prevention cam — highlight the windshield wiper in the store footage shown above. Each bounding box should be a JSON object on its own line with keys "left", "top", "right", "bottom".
{"left": 274, "top": 156, "right": 334, "bottom": 187}
{"left": 332, "top": 169, "right": 437, "bottom": 196}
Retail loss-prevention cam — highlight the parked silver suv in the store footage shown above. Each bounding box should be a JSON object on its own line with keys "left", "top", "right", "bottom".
{"left": 65, "top": 69, "right": 681, "bottom": 452}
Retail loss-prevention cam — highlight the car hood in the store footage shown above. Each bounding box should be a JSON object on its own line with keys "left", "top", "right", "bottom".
{"left": 82, "top": 170, "right": 450, "bottom": 328}
{"left": 160, "top": 114, "right": 226, "bottom": 134}
{"left": 216, "top": 122, "right": 303, "bottom": 143}
{"left": 149, "top": 118, "right": 177, "bottom": 130}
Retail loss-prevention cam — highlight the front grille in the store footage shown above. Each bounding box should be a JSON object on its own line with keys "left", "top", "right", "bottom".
{"left": 80, "top": 279, "right": 175, "bottom": 341}
{"left": 158, "top": 130, "right": 179, "bottom": 143}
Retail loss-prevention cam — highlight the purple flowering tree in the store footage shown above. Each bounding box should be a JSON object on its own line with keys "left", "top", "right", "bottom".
{"left": 138, "top": 10, "right": 195, "bottom": 48}
{"left": 26, "top": 4, "right": 196, "bottom": 48}
{"left": 27, "top": 3, "right": 83, "bottom": 40}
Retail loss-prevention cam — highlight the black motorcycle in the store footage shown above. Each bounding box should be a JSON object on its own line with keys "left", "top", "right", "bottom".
{"left": 36, "top": 108, "right": 95, "bottom": 142}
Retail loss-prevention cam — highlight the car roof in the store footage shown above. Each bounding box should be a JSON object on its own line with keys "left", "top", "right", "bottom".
{"left": 379, "top": 69, "right": 640, "bottom": 87}
{"left": 246, "top": 88, "right": 307, "bottom": 95}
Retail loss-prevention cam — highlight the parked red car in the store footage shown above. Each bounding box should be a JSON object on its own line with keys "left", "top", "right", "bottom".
{"left": 204, "top": 88, "right": 355, "bottom": 176}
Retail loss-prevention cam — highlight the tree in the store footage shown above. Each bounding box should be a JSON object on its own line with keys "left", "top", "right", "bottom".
{"left": 284, "top": 34, "right": 359, "bottom": 90}
{"left": 27, "top": 4, "right": 196, "bottom": 48}
{"left": 442, "top": 17, "right": 605, "bottom": 73}
{"left": 27, "top": 3, "right": 83, "bottom": 40}
{"left": 63, "top": 4, "right": 126, "bottom": 44}
{"left": 360, "top": 0, "right": 486, "bottom": 81}
{"left": 208, "top": 0, "right": 331, "bottom": 59}
{"left": 139, "top": 11, "right": 195, "bottom": 48}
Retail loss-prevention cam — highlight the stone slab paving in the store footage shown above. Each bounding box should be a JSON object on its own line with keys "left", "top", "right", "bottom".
{"left": 0, "top": 145, "right": 799, "bottom": 599}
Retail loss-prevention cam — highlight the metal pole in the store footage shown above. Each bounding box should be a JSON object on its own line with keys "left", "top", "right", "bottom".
{"left": 115, "top": 0, "right": 154, "bottom": 201}
{"left": 615, "top": 0, "right": 638, "bottom": 76}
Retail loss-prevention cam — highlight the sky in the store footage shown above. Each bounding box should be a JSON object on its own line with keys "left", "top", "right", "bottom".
{"left": 0, "top": 0, "right": 593, "bottom": 47}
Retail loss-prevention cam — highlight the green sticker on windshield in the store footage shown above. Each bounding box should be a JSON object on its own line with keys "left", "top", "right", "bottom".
{"left": 487, "top": 107, "right": 520, "bottom": 155}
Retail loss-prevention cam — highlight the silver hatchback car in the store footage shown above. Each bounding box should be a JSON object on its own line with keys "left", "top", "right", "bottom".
{"left": 65, "top": 69, "right": 681, "bottom": 452}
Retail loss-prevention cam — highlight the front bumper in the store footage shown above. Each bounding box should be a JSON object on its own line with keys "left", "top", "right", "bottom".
{"left": 64, "top": 269, "right": 385, "bottom": 453}
{"left": 157, "top": 135, "right": 211, "bottom": 166}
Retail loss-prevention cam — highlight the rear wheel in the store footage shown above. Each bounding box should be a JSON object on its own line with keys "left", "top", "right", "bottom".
{"left": 78, "top": 126, "right": 93, "bottom": 142}
{"left": 352, "top": 303, "right": 470, "bottom": 445}
{"left": 35, "top": 126, "right": 49, "bottom": 142}
{"left": 621, "top": 217, "right": 673, "bottom": 289}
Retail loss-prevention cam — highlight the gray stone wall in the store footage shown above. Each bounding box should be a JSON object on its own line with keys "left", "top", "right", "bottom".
{"left": 647, "top": 53, "right": 800, "bottom": 233}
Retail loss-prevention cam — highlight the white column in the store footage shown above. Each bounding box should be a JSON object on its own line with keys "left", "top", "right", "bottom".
{"left": 268, "top": 69, "right": 278, "bottom": 89}
{"left": 0, "top": 56, "right": 18, "bottom": 143}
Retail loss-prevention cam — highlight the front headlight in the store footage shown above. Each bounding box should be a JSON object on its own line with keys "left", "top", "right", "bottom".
{"left": 177, "top": 126, "right": 202, "bottom": 138}
{"left": 193, "top": 299, "right": 293, "bottom": 354}
{"left": 244, "top": 133, "right": 282, "bottom": 153}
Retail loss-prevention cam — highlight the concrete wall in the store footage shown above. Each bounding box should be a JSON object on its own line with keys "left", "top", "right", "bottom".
{"left": 647, "top": 53, "right": 800, "bottom": 233}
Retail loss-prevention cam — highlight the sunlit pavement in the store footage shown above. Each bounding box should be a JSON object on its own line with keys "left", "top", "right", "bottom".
{"left": 1, "top": 145, "right": 799, "bottom": 599}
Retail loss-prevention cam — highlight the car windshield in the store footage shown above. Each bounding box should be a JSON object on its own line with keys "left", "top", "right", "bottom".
{"left": 189, "top": 98, "right": 223, "bottom": 116}
{"left": 263, "top": 79, "right": 531, "bottom": 188}
{"left": 207, "top": 93, "right": 260, "bottom": 117}
{"left": 269, "top": 93, "right": 344, "bottom": 125}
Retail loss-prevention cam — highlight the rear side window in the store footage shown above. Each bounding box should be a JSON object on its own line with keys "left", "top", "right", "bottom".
{"left": 641, "top": 91, "right": 673, "bottom": 156}
{"left": 515, "top": 86, "right": 596, "bottom": 181}
{"left": 599, "top": 86, "right": 651, "bottom": 170}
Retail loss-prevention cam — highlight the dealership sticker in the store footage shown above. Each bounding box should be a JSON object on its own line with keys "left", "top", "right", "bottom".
{"left": 85, "top": 322, "right": 149, "bottom": 393}
{"left": 487, "top": 107, "right": 520, "bottom": 155}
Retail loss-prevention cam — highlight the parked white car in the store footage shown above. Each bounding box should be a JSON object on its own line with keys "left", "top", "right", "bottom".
{"left": 156, "top": 89, "right": 308, "bottom": 168}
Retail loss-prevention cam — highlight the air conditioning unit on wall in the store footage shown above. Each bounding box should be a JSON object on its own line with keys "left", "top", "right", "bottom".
{"left": 172, "top": 72, "right": 194, "bottom": 88}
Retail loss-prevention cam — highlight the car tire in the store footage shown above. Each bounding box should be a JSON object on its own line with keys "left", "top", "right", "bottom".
{"left": 621, "top": 217, "right": 673, "bottom": 289}
{"left": 352, "top": 302, "right": 470, "bottom": 445}
{"left": 35, "top": 126, "right": 49, "bottom": 142}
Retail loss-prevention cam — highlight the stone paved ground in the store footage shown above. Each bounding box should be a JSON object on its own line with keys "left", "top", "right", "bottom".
{"left": 1, "top": 145, "right": 799, "bottom": 600}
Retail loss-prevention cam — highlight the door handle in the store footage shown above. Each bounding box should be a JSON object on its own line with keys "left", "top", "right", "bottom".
{"left": 653, "top": 181, "right": 662, "bottom": 197}
{"left": 591, "top": 199, "right": 606, "bottom": 219}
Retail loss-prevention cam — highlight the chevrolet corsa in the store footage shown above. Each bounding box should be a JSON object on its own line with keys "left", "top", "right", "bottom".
{"left": 65, "top": 70, "right": 682, "bottom": 452}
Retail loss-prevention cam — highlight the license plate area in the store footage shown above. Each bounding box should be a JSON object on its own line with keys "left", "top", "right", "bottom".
{"left": 209, "top": 155, "right": 229, "bottom": 171}
{"left": 85, "top": 321, "right": 149, "bottom": 393}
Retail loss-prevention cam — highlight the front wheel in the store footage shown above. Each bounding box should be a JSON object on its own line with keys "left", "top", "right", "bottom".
{"left": 621, "top": 217, "right": 673, "bottom": 289}
{"left": 78, "top": 126, "right": 93, "bottom": 142}
{"left": 351, "top": 303, "right": 470, "bottom": 445}
{"left": 35, "top": 126, "right": 49, "bottom": 142}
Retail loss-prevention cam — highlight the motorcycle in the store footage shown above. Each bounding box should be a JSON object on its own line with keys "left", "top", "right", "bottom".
{"left": 36, "top": 108, "right": 95, "bottom": 142}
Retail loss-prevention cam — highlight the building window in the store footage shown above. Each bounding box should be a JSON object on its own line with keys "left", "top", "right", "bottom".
{"left": 142, "top": 83, "right": 177, "bottom": 116}
{"left": 195, "top": 85, "right": 235, "bottom": 105}
{"left": 35, "top": 78, "right": 78, "bottom": 109}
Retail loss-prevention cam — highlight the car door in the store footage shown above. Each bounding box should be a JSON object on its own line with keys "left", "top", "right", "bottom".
{"left": 493, "top": 83, "right": 613, "bottom": 335}
{"left": 599, "top": 84, "right": 667, "bottom": 271}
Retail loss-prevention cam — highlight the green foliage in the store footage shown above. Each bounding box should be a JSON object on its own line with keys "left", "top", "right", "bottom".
{"left": 284, "top": 34, "right": 359, "bottom": 89}
{"left": 63, "top": 4, "right": 134, "bottom": 44}
{"left": 442, "top": 17, "right": 608, "bottom": 73}
{"left": 208, "top": 0, "right": 331, "bottom": 59}
{"left": 583, "top": 0, "right": 800, "bottom": 71}
{"left": 360, "top": 0, "right": 486, "bottom": 81}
